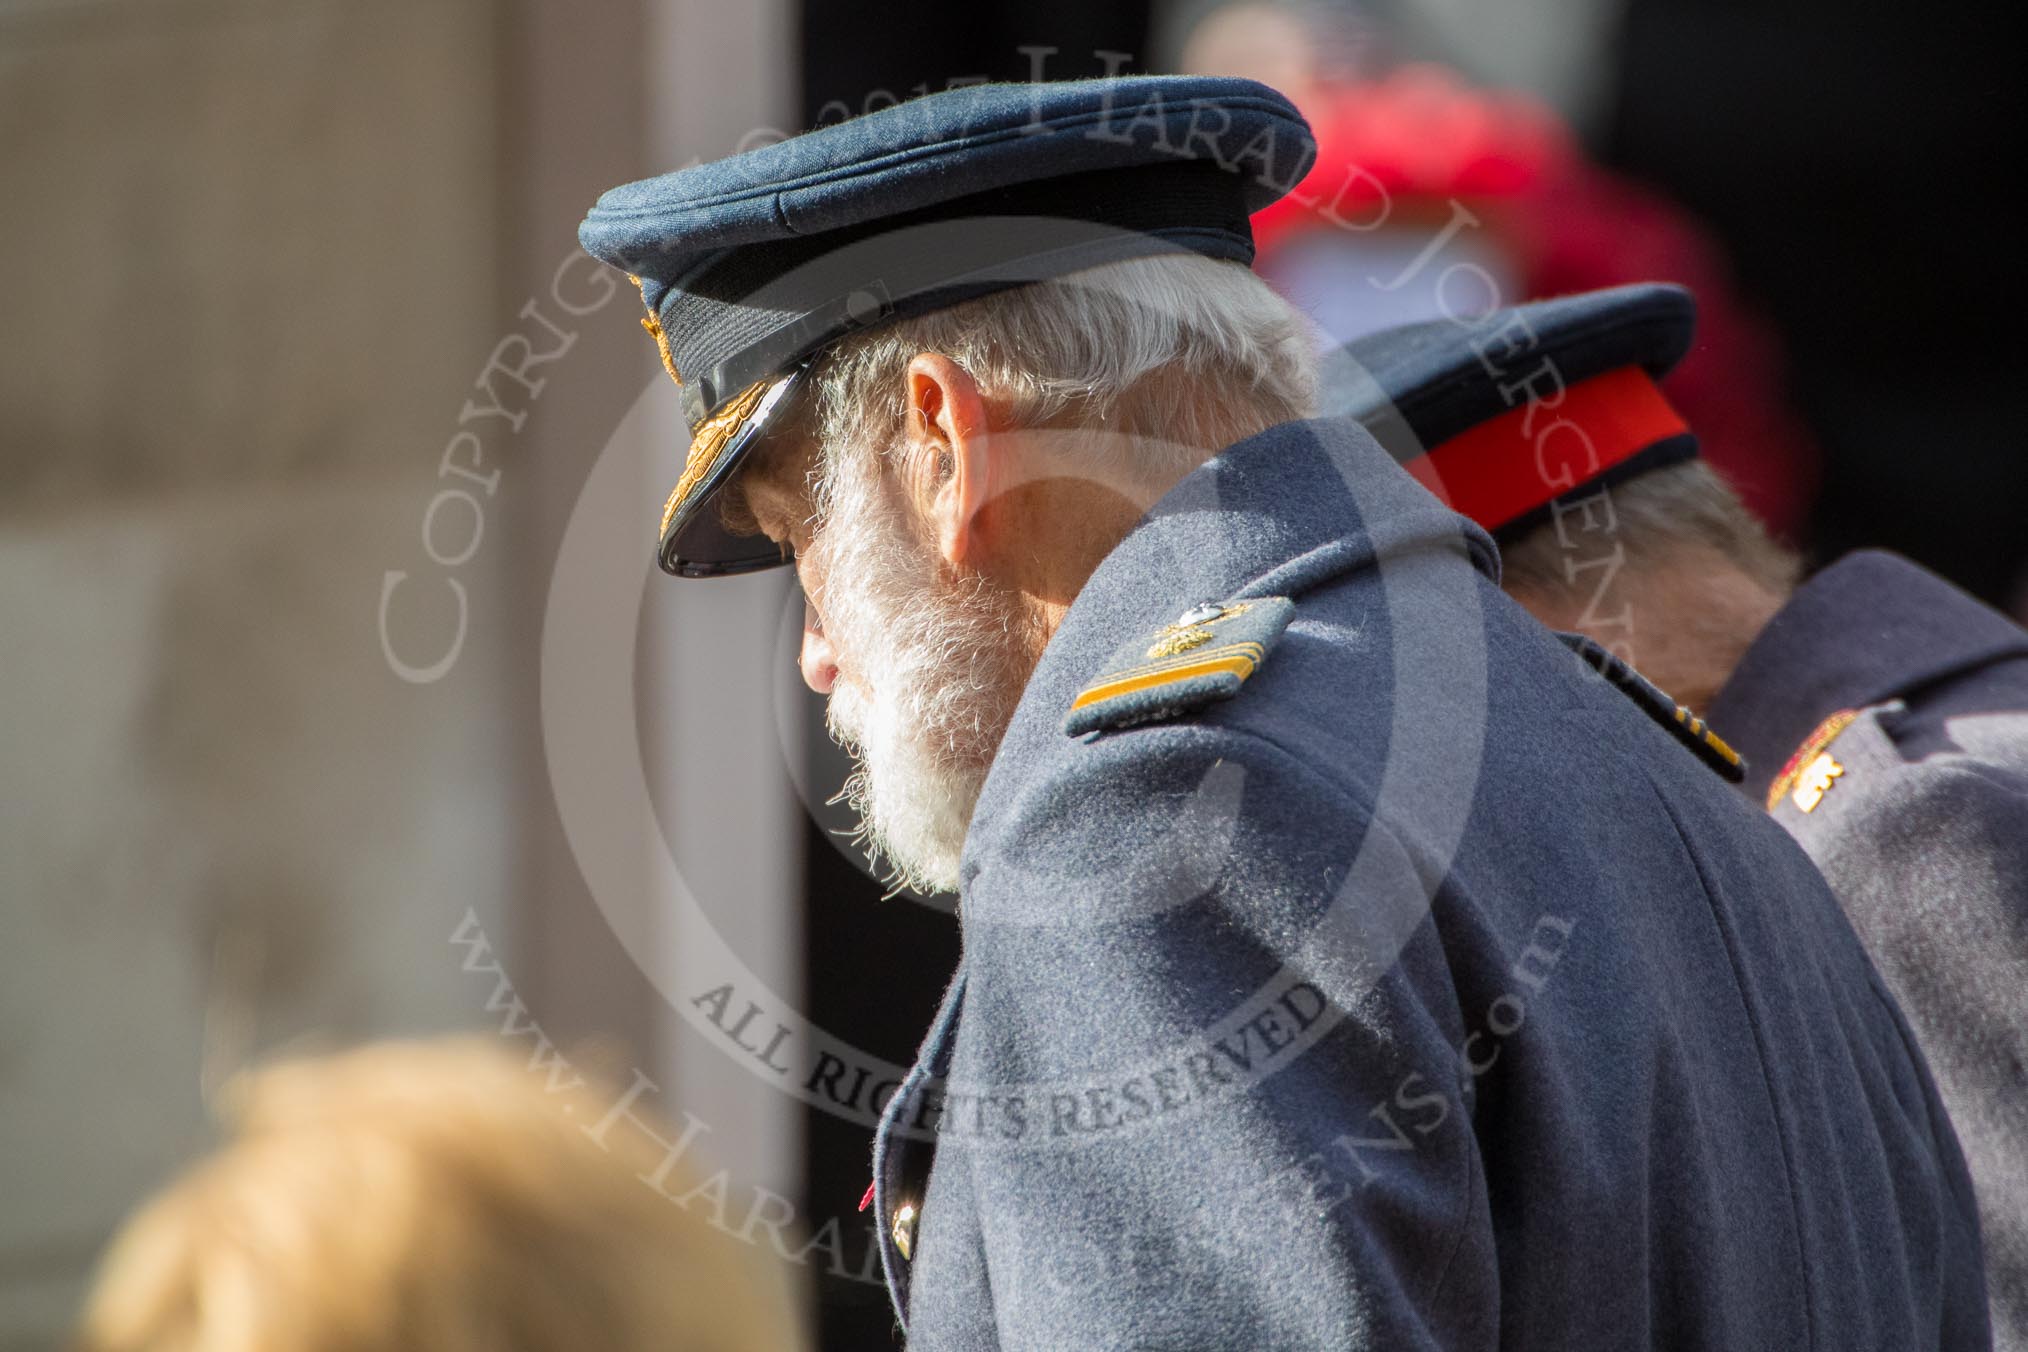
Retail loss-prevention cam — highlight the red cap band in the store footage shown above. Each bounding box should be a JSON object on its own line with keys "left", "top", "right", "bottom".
{"left": 1401, "top": 366, "right": 1689, "bottom": 533}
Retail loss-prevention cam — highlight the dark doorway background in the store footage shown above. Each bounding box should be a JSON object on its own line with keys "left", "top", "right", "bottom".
{"left": 1600, "top": 0, "right": 2028, "bottom": 606}
{"left": 802, "top": 2, "right": 1158, "bottom": 115}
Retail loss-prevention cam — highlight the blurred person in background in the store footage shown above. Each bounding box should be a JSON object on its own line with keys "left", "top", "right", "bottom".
{"left": 1341, "top": 281, "right": 2027, "bottom": 1345}
{"left": 73, "top": 1040, "right": 806, "bottom": 1352}
{"left": 1178, "top": 0, "right": 1821, "bottom": 542}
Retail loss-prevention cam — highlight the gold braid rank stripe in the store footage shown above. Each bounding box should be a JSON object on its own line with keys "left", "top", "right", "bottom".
{"left": 1070, "top": 641, "right": 1268, "bottom": 712}
{"left": 659, "top": 378, "right": 773, "bottom": 540}
{"left": 1672, "top": 704, "right": 1743, "bottom": 770}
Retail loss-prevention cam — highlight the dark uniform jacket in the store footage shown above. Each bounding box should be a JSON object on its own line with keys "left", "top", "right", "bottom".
{"left": 1710, "top": 549, "right": 2028, "bottom": 1347}
{"left": 870, "top": 419, "right": 1988, "bottom": 1349}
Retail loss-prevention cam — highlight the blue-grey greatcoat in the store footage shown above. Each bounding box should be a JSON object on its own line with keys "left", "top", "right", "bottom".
{"left": 1710, "top": 549, "right": 2028, "bottom": 1348}
{"left": 872, "top": 418, "right": 1989, "bottom": 1348}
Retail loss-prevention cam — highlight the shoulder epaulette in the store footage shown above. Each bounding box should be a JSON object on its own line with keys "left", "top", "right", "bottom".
{"left": 1556, "top": 632, "right": 1746, "bottom": 783}
{"left": 1064, "top": 597, "right": 1296, "bottom": 736}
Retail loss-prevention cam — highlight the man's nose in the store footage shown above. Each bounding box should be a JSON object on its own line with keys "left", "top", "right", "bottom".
{"left": 799, "top": 597, "right": 839, "bottom": 695}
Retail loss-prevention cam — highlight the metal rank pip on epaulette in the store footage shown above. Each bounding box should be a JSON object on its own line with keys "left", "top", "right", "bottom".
{"left": 1556, "top": 632, "right": 1747, "bottom": 783}
{"left": 1064, "top": 597, "right": 1295, "bottom": 736}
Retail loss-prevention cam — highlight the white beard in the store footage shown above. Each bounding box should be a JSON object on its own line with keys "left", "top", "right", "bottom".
{"left": 812, "top": 453, "right": 1041, "bottom": 895}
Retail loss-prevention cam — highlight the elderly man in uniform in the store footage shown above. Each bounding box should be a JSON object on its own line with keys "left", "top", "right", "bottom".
{"left": 578, "top": 79, "right": 1987, "bottom": 1347}
{"left": 1334, "top": 280, "right": 2025, "bottom": 1345}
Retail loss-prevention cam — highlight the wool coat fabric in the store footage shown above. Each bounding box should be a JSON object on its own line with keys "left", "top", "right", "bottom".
{"left": 1712, "top": 549, "right": 2028, "bottom": 1349}
{"left": 871, "top": 417, "right": 1989, "bottom": 1349}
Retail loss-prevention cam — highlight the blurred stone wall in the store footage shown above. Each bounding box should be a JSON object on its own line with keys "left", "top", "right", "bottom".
{"left": 0, "top": 1, "right": 518, "bottom": 1342}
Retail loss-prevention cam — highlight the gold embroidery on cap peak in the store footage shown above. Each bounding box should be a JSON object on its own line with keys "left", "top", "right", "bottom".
{"left": 659, "top": 377, "right": 773, "bottom": 540}
{"left": 628, "top": 275, "right": 683, "bottom": 386}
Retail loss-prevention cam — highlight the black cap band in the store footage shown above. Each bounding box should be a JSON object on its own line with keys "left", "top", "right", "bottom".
{"left": 660, "top": 160, "right": 1258, "bottom": 427}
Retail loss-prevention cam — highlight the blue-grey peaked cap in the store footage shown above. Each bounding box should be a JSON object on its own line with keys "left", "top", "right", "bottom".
{"left": 576, "top": 75, "right": 1316, "bottom": 577}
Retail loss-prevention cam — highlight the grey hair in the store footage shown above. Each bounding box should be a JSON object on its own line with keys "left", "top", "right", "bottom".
{"left": 1500, "top": 458, "right": 1803, "bottom": 601}
{"left": 789, "top": 252, "right": 1319, "bottom": 503}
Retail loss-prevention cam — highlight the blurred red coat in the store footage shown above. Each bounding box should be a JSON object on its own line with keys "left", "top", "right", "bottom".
{"left": 1253, "top": 64, "right": 1819, "bottom": 539}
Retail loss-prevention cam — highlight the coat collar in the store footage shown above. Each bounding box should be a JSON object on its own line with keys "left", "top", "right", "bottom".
{"left": 959, "top": 415, "right": 1496, "bottom": 891}
{"left": 1707, "top": 549, "right": 2028, "bottom": 802}
{"left": 1073, "top": 413, "right": 1498, "bottom": 633}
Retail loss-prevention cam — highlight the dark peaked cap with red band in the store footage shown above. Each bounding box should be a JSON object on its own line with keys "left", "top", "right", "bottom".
{"left": 576, "top": 75, "right": 1316, "bottom": 578}
{"left": 1329, "top": 283, "right": 1700, "bottom": 540}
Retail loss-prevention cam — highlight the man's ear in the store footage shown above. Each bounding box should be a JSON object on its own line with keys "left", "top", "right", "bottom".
{"left": 904, "top": 352, "right": 993, "bottom": 568}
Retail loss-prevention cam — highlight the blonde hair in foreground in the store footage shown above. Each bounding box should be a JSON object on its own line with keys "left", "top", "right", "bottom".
{"left": 74, "top": 1039, "right": 804, "bottom": 1352}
